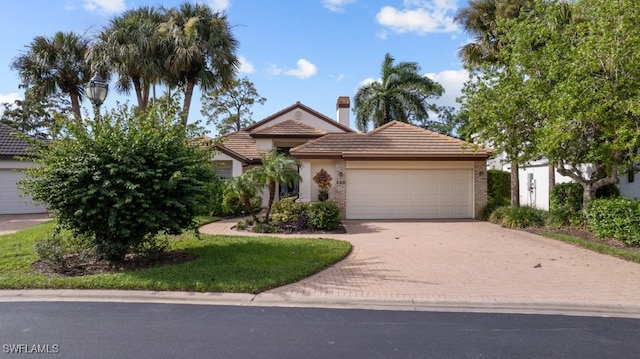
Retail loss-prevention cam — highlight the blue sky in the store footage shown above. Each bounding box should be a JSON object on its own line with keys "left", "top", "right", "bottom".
{"left": 0, "top": 0, "right": 471, "bottom": 135}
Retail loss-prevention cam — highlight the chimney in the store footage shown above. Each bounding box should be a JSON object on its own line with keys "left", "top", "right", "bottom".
{"left": 336, "top": 96, "right": 350, "bottom": 128}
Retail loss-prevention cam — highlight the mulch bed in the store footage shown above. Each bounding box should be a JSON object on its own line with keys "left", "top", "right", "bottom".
{"left": 31, "top": 251, "right": 197, "bottom": 277}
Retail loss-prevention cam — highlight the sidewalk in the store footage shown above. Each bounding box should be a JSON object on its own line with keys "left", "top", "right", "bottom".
{"left": 0, "top": 213, "right": 51, "bottom": 235}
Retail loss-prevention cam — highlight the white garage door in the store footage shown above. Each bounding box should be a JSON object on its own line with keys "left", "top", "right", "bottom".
{"left": 0, "top": 169, "right": 46, "bottom": 214}
{"left": 346, "top": 169, "right": 473, "bottom": 219}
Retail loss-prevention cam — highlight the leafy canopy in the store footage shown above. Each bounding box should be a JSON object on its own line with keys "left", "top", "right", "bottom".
{"left": 200, "top": 76, "right": 266, "bottom": 135}
{"left": 20, "top": 102, "right": 217, "bottom": 261}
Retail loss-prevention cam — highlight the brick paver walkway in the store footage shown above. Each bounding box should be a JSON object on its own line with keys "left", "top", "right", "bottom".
{"left": 200, "top": 219, "right": 640, "bottom": 308}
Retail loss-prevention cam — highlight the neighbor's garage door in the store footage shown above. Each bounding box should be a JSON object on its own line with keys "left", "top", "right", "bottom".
{"left": 0, "top": 169, "right": 46, "bottom": 214}
{"left": 346, "top": 169, "right": 473, "bottom": 219}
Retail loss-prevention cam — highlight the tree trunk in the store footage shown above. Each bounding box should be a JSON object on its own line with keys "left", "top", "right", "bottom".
{"left": 133, "top": 77, "right": 146, "bottom": 112}
{"left": 182, "top": 80, "right": 195, "bottom": 127}
{"left": 243, "top": 197, "right": 258, "bottom": 222}
{"left": 548, "top": 164, "right": 555, "bottom": 209}
{"left": 510, "top": 160, "right": 520, "bottom": 207}
{"left": 70, "top": 92, "right": 82, "bottom": 120}
{"left": 582, "top": 183, "right": 596, "bottom": 210}
{"left": 265, "top": 180, "right": 276, "bottom": 222}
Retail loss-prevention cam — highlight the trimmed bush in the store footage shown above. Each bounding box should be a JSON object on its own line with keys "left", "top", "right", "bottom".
{"left": 271, "top": 197, "right": 308, "bottom": 231}
{"left": 20, "top": 102, "right": 217, "bottom": 261}
{"left": 595, "top": 183, "right": 621, "bottom": 199}
{"left": 587, "top": 198, "right": 640, "bottom": 246}
{"left": 489, "top": 206, "right": 546, "bottom": 229}
{"left": 482, "top": 169, "right": 511, "bottom": 220}
{"left": 308, "top": 201, "right": 341, "bottom": 231}
{"left": 549, "top": 182, "right": 584, "bottom": 227}
{"left": 270, "top": 198, "right": 341, "bottom": 232}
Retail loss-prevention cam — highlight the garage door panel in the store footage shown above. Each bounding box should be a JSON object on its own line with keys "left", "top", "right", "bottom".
{"left": 346, "top": 169, "right": 473, "bottom": 219}
{"left": 0, "top": 169, "right": 47, "bottom": 215}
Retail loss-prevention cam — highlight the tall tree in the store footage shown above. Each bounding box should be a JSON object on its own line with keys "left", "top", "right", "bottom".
{"left": 159, "top": 2, "right": 239, "bottom": 125}
{"left": 1, "top": 90, "right": 71, "bottom": 139}
{"left": 89, "top": 6, "right": 165, "bottom": 113}
{"left": 353, "top": 53, "right": 443, "bottom": 132}
{"left": 505, "top": 0, "right": 640, "bottom": 206}
{"left": 456, "top": 0, "right": 534, "bottom": 206}
{"left": 246, "top": 150, "right": 302, "bottom": 222}
{"left": 11, "top": 31, "right": 91, "bottom": 120}
{"left": 200, "top": 76, "right": 266, "bottom": 135}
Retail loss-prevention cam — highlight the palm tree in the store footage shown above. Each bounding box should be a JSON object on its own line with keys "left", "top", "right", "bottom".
{"left": 246, "top": 150, "right": 302, "bottom": 222}
{"left": 88, "top": 6, "right": 165, "bottom": 113}
{"left": 455, "top": 0, "right": 501, "bottom": 67}
{"left": 455, "top": 0, "right": 533, "bottom": 67}
{"left": 353, "top": 53, "right": 443, "bottom": 132}
{"left": 12, "top": 31, "right": 91, "bottom": 120}
{"left": 159, "top": 2, "right": 239, "bottom": 125}
{"left": 223, "top": 175, "right": 261, "bottom": 222}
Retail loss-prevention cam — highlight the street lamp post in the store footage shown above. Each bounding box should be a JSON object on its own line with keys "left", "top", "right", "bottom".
{"left": 86, "top": 72, "right": 108, "bottom": 121}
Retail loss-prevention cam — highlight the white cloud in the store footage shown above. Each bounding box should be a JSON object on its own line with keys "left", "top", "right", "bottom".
{"left": 208, "top": 0, "right": 230, "bottom": 11}
{"left": 284, "top": 59, "right": 317, "bottom": 79}
{"left": 83, "top": 0, "right": 126, "bottom": 14}
{"left": 267, "top": 64, "right": 283, "bottom": 76}
{"left": 322, "top": 0, "right": 356, "bottom": 12}
{"left": 0, "top": 93, "right": 21, "bottom": 115}
{"left": 425, "top": 69, "right": 469, "bottom": 108}
{"left": 335, "top": 73, "right": 346, "bottom": 81}
{"left": 376, "top": 0, "right": 459, "bottom": 36}
{"left": 238, "top": 56, "right": 255, "bottom": 74}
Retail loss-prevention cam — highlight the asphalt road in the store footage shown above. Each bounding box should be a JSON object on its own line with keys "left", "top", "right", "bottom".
{"left": 1, "top": 302, "right": 639, "bottom": 358}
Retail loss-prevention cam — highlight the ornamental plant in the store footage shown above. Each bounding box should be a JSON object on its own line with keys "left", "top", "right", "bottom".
{"left": 313, "top": 168, "right": 333, "bottom": 194}
{"left": 20, "top": 102, "right": 217, "bottom": 261}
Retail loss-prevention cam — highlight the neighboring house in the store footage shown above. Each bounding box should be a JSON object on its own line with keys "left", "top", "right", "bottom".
{"left": 211, "top": 97, "right": 491, "bottom": 220}
{"left": 0, "top": 124, "right": 47, "bottom": 214}
{"left": 488, "top": 157, "right": 640, "bottom": 210}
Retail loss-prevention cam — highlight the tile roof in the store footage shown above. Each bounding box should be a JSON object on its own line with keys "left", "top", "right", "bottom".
{"left": 250, "top": 119, "right": 327, "bottom": 138}
{"left": 290, "top": 121, "right": 492, "bottom": 160}
{"left": 214, "top": 131, "right": 262, "bottom": 162}
{"left": 0, "top": 124, "right": 33, "bottom": 158}
{"left": 244, "top": 101, "right": 353, "bottom": 133}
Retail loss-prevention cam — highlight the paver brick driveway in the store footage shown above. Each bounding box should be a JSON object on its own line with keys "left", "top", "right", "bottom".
{"left": 201, "top": 219, "right": 640, "bottom": 308}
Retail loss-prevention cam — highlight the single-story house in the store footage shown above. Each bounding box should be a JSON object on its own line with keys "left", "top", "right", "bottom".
{"left": 211, "top": 97, "right": 491, "bottom": 220}
{"left": 0, "top": 124, "right": 47, "bottom": 214}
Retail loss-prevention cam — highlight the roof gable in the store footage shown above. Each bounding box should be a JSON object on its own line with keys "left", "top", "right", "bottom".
{"left": 250, "top": 119, "right": 327, "bottom": 138}
{"left": 290, "top": 121, "right": 492, "bottom": 160}
{"left": 244, "top": 101, "right": 353, "bottom": 134}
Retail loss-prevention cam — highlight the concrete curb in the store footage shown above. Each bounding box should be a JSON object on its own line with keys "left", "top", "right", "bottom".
{"left": 1, "top": 290, "right": 639, "bottom": 319}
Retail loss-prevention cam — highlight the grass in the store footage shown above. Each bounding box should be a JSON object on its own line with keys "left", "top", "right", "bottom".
{"left": 0, "top": 221, "right": 351, "bottom": 293}
{"left": 539, "top": 231, "right": 640, "bottom": 264}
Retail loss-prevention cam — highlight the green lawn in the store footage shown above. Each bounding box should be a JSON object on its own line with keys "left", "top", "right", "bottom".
{"left": 0, "top": 221, "right": 351, "bottom": 293}
{"left": 540, "top": 231, "right": 640, "bottom": 264}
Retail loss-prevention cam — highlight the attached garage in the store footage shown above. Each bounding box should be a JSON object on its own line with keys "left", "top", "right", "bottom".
{"left": 290, "top": 121, "right": 492, "bottom": 220}
{"left": 0, "top": 168, "right": 46, "bottom": 215}
{"left": 346, "top": 168, "right": 473, "bottom": 219}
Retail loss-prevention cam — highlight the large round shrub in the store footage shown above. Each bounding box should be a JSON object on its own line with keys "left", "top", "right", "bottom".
{"left": 20, "top": 103, "right": 217, "bottom": 261}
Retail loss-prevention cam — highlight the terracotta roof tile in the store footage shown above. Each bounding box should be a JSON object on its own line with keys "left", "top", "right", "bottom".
{"left": 250, "top": 119, "right": 327, "bottom": 138}
{"left": 290, "top": 121, "right": 492, "bottom": 159}
{"left": 213, "top": 131, "right": 262, "bottom": 162}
